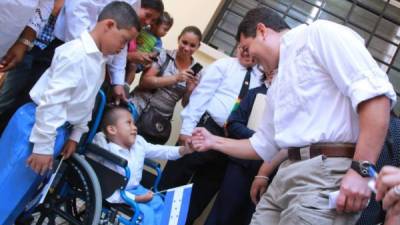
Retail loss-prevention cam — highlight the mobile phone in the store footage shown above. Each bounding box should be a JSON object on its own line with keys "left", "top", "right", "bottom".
{"left": 150, "top": 51, "right": 160, "bottom": 62}
{"left": 190, "top": 63, "right": 203, "bottom": 75}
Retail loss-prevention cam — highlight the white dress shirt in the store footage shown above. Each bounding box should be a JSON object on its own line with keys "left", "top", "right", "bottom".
{"left": 250, "top": 20, "right": 396, "bottom": 161}
{"left": 29, "top": 31, "right": 107, "bottom": 155}
{"left": 92, "top": 133, "right": 181, "bottom": 203}
{"left": 180, "top": 57, "right": 263, "bottom": 135}
{"left": 0, "top": 0, "right": 53, "bottom": 57}
{"left": 53, "top": 0, "right": 140, "bottom": 85}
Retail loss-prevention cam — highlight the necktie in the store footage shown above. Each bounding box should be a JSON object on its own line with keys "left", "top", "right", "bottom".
{"left": 224, "top": 67, "right": 252, "bottom": 136}
{"left": 231, "top": 67, "right": 252, "bottom": 112}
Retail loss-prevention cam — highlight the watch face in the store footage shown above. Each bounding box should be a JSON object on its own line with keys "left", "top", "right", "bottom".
{"left": 352, "top": 160, "right": 374, "bottom": 177}
{"left": 360, "top": 167, "right": 369, "bottom": 176}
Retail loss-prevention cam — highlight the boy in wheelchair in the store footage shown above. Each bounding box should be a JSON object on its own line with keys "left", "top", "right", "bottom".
{"left": 91, "top": 105, "right": 194, "bottom": 225}
{"left": 0, "top": 2, "right": 140, "bottom": 224}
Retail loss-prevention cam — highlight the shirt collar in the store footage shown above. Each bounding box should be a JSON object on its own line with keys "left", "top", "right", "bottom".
{"left": 108, "top": 142, "right": 130, "bottom": 156}
{"left": 169, "top": 49, "right": 196, "bottom": 67}
{"left": 80, "top": 31, "right": 102, "bottom": 55}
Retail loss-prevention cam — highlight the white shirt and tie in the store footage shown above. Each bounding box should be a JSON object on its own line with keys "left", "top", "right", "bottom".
{"left": 250, "top": 20, "right": 397, "bottom": 161}
{"left": 92, "top": 133, "right": 181, "bottom": 203}
{"left": 53, "top": 0, "right": 140, "bottom": 85}
{"left": 29, "top": 31, "right": 107, "bottom": 155}
{"left": 180, "top": 57, "right": 263, "bottom": 136}
{"left": 0, "top": 0, "right": 53, "bottom": 57}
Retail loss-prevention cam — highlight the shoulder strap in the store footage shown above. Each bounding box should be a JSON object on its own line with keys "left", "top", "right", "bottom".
{"left": 157, "top": 53, "right": 173, "bottom": 77}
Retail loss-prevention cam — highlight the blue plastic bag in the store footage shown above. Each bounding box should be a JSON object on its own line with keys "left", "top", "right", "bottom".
{"left": 0, "top": 103, "right": 68, "bottom": 225}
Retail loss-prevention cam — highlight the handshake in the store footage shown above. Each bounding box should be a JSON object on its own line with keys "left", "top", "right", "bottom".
{"left": 178, "top": 128, "right": 217, "bottom": 155}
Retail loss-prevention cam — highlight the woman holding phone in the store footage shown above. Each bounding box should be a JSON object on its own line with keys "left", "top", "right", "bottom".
{"left": 129, "top": 26, "right": 202, "bottom": 144}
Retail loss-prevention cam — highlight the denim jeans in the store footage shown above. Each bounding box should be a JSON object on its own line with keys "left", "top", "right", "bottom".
{"left": 0, "top": 39, "right": 62, "bottom": 134}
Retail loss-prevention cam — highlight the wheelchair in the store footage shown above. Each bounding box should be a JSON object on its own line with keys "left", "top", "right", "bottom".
{"left": 15, "top": 90, "right": 163, "bottom": 225}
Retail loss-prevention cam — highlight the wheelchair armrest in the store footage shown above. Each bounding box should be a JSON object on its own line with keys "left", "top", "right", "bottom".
{"left": 144, "top": 159, "right": 161, "bottom": 170}
{"left": 86, "top": 143, "right": 128, "bottom": 168}
{"left": 144, "top": 159, "right": 162, "bottom": 193}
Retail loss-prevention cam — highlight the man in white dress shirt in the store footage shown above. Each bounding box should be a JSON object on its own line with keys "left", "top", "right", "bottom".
{"left": 190, "top": 7, "right": 396, "bottom": 225}
{"left": 159, "top": 48, "right": 264, "bottom": 224}
{"left": 0, "top": 0, "right": 53, "bottom": 71}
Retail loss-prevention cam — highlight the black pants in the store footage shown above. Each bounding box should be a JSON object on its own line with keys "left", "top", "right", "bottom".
{"left": 159, "top": 112, "right": 228, "bottom": 225}
{"left": 0, "top": 38, "right": 63, "bottom": 134}
{"left": 204, "top": 159, "right": 263, "bottom": 225}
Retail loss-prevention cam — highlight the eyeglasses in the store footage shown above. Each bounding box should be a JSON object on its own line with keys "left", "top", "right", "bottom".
{"left": 238, "top": 45, "right": 250, "bottom": 55}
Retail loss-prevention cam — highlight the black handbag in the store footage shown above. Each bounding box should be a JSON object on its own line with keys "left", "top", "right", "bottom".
{"left": 136, "top": 52, "right": 173, "bottom": 144}
{"left": 136, "top": 104, "right": 172, "bottom": 144}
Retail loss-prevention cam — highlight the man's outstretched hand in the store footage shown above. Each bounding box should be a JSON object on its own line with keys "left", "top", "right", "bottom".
{"left": 190, "top": 127, "right": 216, "bottom": 152}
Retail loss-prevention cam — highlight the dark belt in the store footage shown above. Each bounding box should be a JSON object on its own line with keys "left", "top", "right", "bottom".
{"left": 288, "top": 143, "right": 355, "bottom": 161}
{"left": 198, "top": 111, "right": 224, "bottom": 136}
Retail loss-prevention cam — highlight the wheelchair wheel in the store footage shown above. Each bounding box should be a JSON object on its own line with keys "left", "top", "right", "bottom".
{"left": 29, "top": 154, "right": 102, "bottom": 225}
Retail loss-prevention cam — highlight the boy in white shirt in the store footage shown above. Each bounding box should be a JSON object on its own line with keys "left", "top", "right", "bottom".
{"left": 92, "top": 106, "right": 193, "bottom": 225}
{"left": 26, "top": 1, "right": 140, "bottom": 175}
{"left": 0, "top": 2, "right": 140, "bottom": 223}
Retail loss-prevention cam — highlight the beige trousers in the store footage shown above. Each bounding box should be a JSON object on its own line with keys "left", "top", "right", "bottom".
{"left": 250, "top": 155, "right": 361, "bottom": 225}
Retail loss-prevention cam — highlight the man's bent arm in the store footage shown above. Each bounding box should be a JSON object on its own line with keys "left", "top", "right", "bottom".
{"left": 354, "top": 95, "right": 391, "bottom": 163}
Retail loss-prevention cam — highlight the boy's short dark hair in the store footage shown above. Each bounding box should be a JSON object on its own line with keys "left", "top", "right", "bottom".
{"left": 101, "top": 105, "right": 131, "bottom": 133}
{"left": 236, "top": 7, "right": 290, "bottom": 41}
{"left": 141, "top": 0, "right": 164, "bottom": 13}
{"left": 98, "top": 1, "right": 141, "bottom": 31}
{"left": 156, "top": 11, "right": 173, "bottom": 27}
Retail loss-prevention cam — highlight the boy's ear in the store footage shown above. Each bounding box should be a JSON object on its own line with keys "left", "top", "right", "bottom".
{"left": 106, "top": 125, "right": 117, "bottom": 135}
{"left": 103, "top": 19, "right": 117, "bottom": 30}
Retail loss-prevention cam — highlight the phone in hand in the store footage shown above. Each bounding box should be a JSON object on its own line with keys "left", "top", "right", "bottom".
{"left": 190, "top": 63, "right": 203, "bottom": 75}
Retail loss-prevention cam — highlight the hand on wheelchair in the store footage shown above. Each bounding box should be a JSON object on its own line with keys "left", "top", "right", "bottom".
{"left": 27, "top": 153, "right": 53, "bottom": 176}
{"left": 61, "top": 139, "right": 78, "bottom": 159}
{"left": 112, "top": 85, "right": 129, "bottom": 105}
{"left": 134, "top": 191, "right": 154, "bottom": 203}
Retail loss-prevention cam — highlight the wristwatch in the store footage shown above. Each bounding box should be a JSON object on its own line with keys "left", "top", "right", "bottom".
{"left": 351, "top": 160, "right": 376, "bottom": 177}
{"left": 18, "top": 38, "right": 34, "bottom": 51}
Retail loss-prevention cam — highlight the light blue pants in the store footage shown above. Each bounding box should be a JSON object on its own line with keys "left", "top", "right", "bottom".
{"left": 129, "top": 185, "right": 164, "bottom": 225}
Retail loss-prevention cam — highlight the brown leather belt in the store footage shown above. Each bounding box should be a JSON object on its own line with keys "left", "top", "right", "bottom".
{"left": 288, "top": 143, "right": 355, "bottom": 161}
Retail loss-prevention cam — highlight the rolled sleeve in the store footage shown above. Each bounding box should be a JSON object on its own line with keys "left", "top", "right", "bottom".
{"left": 348, "top": 69, "right": 396, "bottom": 111}
{"left": 309, "top": 20, "right": 396, "bottom": 111}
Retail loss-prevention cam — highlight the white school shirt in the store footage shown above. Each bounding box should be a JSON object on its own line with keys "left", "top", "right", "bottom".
{"left": 29, "top": 31, "right": 107, "bottom": 155}
{"left": 92, "top": 133, "right": 181, "bottom": 203}
{"left": 0, "top": 0, "right": 53, "bottom": 57}
{"left": 249, "top": 20, "right": 397, "bottom": 161}
{"left": 53, "top": 0, "right": 140, "bottom": 85}
{"left": 180, "top": 57, "right": 263, "bottom": 136}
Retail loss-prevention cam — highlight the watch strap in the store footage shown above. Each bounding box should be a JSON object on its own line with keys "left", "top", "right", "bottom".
{"left": 18, "top": 38, "right": 34, "bottom": 50}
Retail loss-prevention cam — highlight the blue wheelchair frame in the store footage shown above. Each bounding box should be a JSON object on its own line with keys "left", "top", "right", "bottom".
{"left": 84, "top": 90, "right": 163, "bottom": 225}
{"left": 5, "top": 90, "right": 163, "bottom": 225}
